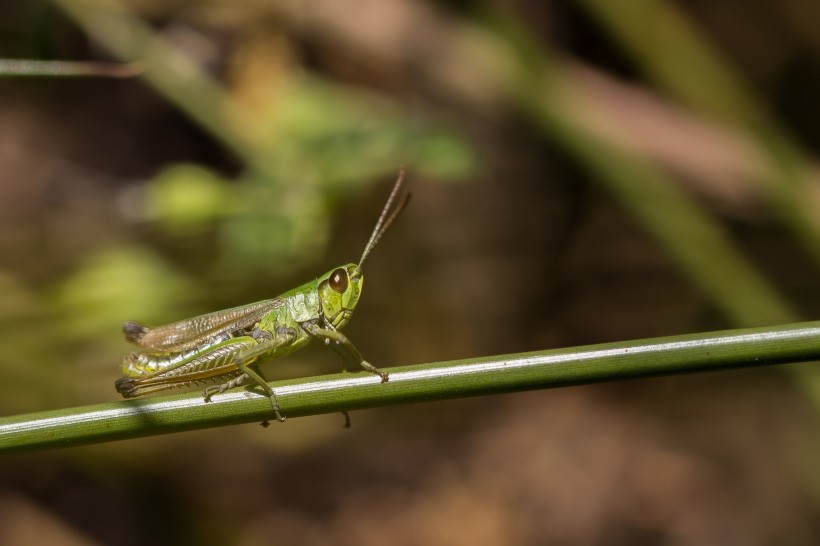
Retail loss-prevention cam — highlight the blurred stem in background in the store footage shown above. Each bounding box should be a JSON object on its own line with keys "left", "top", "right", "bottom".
{"left": 577, "top": 0, "right": 820, "bottom": 278}
{"left": 0, "top": 59, "right": 141, "bottom": 77}
{"left": 52, "top": 0, "right": 256, "bottom": 165}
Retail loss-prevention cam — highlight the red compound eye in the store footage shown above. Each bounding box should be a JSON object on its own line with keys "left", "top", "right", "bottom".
{"left": 329, "top": 268, "right": 348, "bottom": 293}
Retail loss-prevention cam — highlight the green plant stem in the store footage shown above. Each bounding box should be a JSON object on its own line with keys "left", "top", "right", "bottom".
{"left": 2, "top": 321, "right": 820, "bottom": 454}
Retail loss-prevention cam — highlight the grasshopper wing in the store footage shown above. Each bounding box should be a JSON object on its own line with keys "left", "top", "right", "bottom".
{"left": 124, "top": 299, "right": 283, "bottom": 352}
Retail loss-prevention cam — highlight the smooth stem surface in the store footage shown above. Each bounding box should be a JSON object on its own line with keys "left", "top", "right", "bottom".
{"left": 3, "top": 321, "right": 820, "bottom": 454}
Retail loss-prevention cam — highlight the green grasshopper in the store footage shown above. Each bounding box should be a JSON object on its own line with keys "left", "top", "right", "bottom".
{"left": 115, "top": 169, "right": 410, "bottom": 422}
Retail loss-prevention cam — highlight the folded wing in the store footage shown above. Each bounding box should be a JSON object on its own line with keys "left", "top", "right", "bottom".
{"left": 124, "top": 299, "right": 282, "bottom": 352}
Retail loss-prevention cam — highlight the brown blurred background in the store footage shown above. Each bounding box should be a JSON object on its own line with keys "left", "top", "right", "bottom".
{"left": 2, "top": 0, "right": 820, "bottom": 544}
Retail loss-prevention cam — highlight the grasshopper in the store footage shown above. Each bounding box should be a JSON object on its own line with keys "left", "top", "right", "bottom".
{"left": 115, "top": 169, "right": 410, "bottom": 423}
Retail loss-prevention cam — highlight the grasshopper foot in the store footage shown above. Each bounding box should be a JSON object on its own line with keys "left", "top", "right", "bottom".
{"left": 269, "top": 395, "right": 286, "bottom": 423}
{"left": 360, "top": 360, "right": 389, "bottom": 383}
{"left": 202, "top": 384, "right": 222, "bottom": 402}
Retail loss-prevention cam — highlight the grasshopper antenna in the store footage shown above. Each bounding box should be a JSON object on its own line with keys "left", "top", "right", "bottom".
{"left": 359, "top": 167, "right": 412, "bottom": 268}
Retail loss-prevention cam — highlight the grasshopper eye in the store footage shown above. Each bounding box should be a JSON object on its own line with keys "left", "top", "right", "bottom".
{"left": 329, "top": 268, "right": 349, "bottom": 293}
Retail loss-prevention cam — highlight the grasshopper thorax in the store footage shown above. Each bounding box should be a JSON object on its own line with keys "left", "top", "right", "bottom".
{"left": 318, "top": 263, "right": 363, "bottom": 329}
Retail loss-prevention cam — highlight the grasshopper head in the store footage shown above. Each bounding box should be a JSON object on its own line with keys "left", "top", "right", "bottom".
{"left": 318, "top": 168, "right": 410, "bottom": 330}
{"left": 318, "top": 263, "right": 363, "bottom": 329}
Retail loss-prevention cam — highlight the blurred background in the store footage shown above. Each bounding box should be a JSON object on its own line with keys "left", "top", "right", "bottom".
{"left": 2, "top": 0, "right": 820, "bottom": 544}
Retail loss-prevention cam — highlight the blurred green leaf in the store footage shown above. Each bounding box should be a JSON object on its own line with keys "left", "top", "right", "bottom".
{"left": 146, "top": 164, "right": 232, "bottom": 234}
{"left": 215, "top": 181, "right": 330, "bottom": 277}
{"left": 250, "top": 74, "right": 476, "bottom": 186}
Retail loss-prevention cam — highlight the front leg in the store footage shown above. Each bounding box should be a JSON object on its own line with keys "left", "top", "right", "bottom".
{"left": 302, "top": 322, "right": 389, "bottom": 383}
